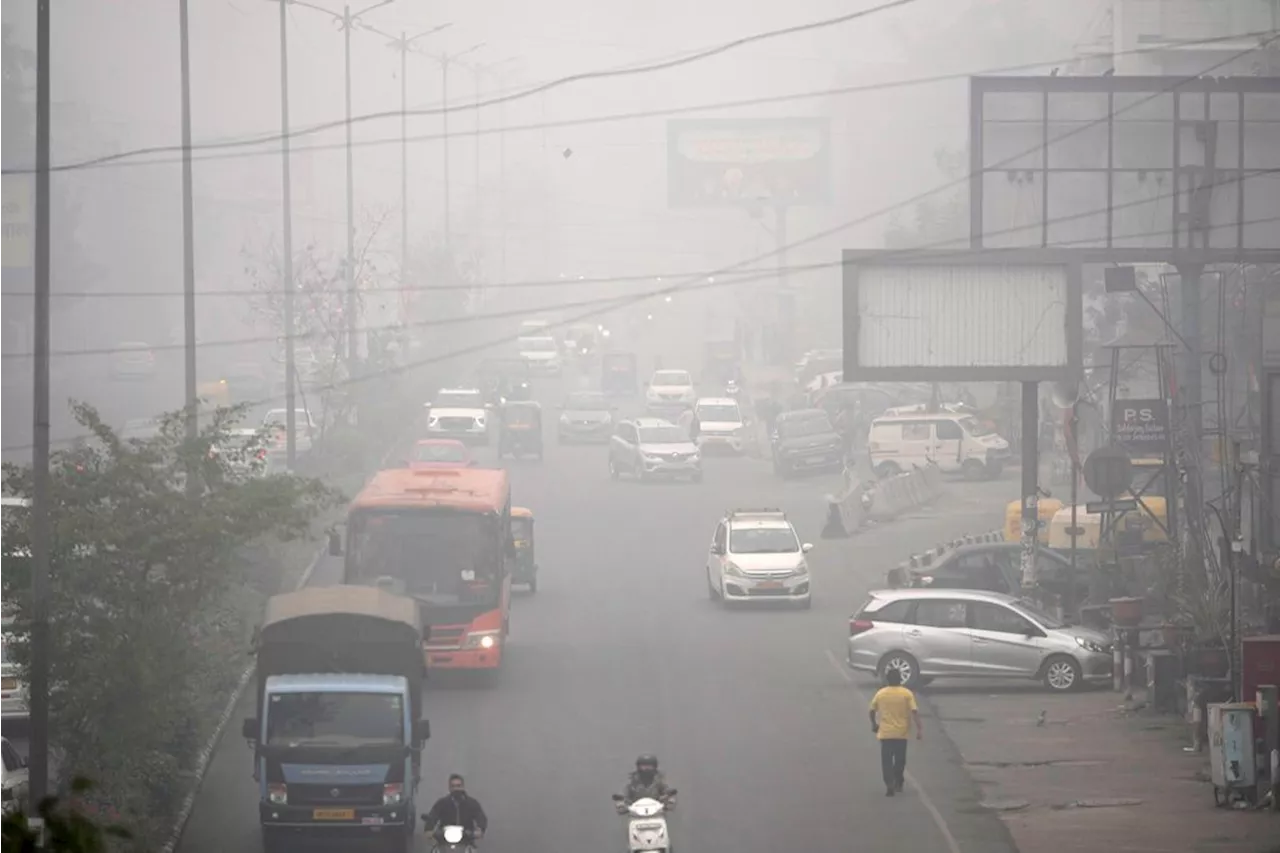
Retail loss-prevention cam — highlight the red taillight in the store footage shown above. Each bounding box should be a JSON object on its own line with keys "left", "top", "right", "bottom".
{"left": 849, "top": 619, "right": 874, "bottom": 637}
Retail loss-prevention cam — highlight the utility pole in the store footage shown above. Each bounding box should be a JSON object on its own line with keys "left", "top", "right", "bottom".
{"left": 460, "top": 57, "right": 517, "bottom": 265}
{"left": 29, "top": 0, "right": 52, "bottom": 806}
{"left": 281, "top": 0, "right": 393, "bottom": 368}
{"left": 179, "top": 0, "right": 198, "bottom": 446}
{"left": 277, "top": 0, "right": 297, "bottom": 468}
{"left": 364, "top": 23, "right": 452, "bottom": 294}
{"left": 430, "top": 43, "right": 484, "bottom": 249}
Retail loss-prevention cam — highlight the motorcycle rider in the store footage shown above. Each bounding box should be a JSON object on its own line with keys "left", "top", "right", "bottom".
{"left": 424, "top": 774, "right": 488, "bottom": 846}
{"left": 621, "top": 754, "right": 675, "bottom": 807}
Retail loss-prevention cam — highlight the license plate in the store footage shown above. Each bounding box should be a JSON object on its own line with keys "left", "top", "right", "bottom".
{"left": 757, "top": 580, "right": 784, "bottom": 589}
{"left": 313, "top": 808, "right": 355, "bottom": 820}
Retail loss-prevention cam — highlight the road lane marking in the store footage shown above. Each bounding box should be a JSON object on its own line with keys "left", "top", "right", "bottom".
{"left": 823, "top": 648, "right": 964, "bottom": 853}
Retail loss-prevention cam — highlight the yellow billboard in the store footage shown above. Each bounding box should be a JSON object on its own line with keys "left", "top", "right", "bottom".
{"left": 3, "top": 174, "right": 34, "bottom": 270}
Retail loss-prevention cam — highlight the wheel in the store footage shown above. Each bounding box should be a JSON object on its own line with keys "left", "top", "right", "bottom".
{"left": 875, "top": 462, "right": 901, "bottom": 479}
{"left": 986, "top": 461, "right": 1004, "bottom": 479}
{"left": 878, "top": 651, "right": 921, "bottom": 688}
{"left": 1042, "top": 655, "right": 1082, "bottom": 692}
{"left": 962, "top": 459, "right": 986, "bottom": 481}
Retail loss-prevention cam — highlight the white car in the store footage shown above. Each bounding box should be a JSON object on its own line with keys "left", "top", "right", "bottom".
{"left": 645, "top": 369, "right": 696, "bottom": 413}
{"left": 426, "top": 388, "right": 489, "bottom": 445}
{"left": 262, "top": 408, "right": 318, "bottom": 457}
{"left": 210, "top": 428, "right": 272, "bottom": 478}
{"left": 516, "top": 336, "right": 563, "bottom": 374}
{"left": 1, "top": 736, "right": 28, "bottom": 816}
{"left": 706, "top": 509, "right": 813, "bottom": 608}
{"left": 689, "top": 397, "right": 746, "bottom": 454}
{"left": 109, "top": 342, "right": 156, "bottom": 380}
{"left": 608, "top": 418, "right": 701, "bottom": 482}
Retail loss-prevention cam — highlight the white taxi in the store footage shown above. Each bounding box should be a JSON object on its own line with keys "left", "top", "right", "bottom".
{"left": 706, "top": 509, "right": 813, "bottom": 608}
{"left": 689, "top": 397, "right": 745, "bottom": 455}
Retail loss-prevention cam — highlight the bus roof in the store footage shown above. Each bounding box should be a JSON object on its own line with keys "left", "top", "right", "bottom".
{"left": 351, "top": 467, "right": 510, "bottom": 515}
{"left": 511, "top": 506, "right": 533, "bottom": 519}
{"left": 262, "top": 584, "right": 420, "bottom": 633}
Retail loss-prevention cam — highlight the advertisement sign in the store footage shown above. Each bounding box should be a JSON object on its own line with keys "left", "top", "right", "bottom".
{"left": 1111, "top": 398, "right": 1170, "bottom": 454}
{"left": 3, "top": 174, "right": 33, "bottom": 270}
{"left": 667, "top": 118, "right": 829, "bottom": 208}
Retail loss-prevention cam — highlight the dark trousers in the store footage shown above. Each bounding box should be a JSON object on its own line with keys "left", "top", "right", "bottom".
{"left": 880, "top": 738, "right": 908, "bottom": 789}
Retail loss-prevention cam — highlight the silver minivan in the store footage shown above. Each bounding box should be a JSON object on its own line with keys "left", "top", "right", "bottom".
{"left": 846, "top": 588, "right": 1113, "bottom": 692}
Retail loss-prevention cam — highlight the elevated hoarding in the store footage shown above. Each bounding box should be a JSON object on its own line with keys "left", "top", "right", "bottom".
{"left": 841, "top": 251, "right": 1083, "bottom": 382}
{"left": 667, "top": 118, "right": 830, "bottom": 208}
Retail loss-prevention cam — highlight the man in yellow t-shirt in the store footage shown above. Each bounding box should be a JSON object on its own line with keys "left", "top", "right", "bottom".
{"left": 868, "top": 667, "right": 923, "bottom": 796}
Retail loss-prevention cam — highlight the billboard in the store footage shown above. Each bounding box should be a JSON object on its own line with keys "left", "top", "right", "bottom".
{"left": 3, "top": 174, "right": 33, "bottom": 271}
{"left": 667, "top": 118, "right": 830, "bottom": 208}
{"left": 841, "top": 252, "right": 1083, "bottom": 382}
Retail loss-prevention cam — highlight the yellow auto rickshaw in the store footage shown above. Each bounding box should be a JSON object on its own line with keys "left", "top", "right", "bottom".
{"left": 511, "top": 506, "right": 538, "bottom": 593}
{"left": 1003, "top": 498, "right": 1063, "bottom": 545}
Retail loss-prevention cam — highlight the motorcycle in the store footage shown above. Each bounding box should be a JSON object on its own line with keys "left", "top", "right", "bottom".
{"left": 429, "top": 824, "right": 476, "bottom": 853}
{"left": 611, "top": 789, "right": 677, "bottom": 853}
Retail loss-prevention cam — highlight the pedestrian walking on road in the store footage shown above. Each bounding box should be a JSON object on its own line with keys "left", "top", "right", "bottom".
{"left": 868, "top": 667, "right": 923, "bottom": 797}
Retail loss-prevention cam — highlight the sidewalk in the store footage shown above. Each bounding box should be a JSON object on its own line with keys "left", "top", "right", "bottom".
{"left": 926, "top": 683, "right": 1279, "bottom": 853}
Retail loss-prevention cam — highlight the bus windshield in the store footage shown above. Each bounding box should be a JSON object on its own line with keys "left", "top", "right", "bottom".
{"left": 347, "top": 510, "right": 503, "bottom": 607}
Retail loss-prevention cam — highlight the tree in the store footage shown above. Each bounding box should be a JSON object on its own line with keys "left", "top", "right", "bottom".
{"left": 1, "top": 403, "right": 341, "bottom": 844}
{"left": 2, "top": 777, "right": 132, "bottom": 853}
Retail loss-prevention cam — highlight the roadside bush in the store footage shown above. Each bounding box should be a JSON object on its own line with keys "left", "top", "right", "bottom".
{"left": 1, "top": 403, "right": 341, "bottom": 846}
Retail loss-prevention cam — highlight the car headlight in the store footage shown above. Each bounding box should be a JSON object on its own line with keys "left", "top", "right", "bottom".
{"left": 689, "top": 452, "right": 701, "bottom": 462}
{"left": 641, "top": 452, "right": 662, "bottom": 461}
{"left": 1076, "top": 636, "right": 1109, "bottom": 654}
{"left": 267, "top": 783, "right": 288, "bottom": 805}
{"left": 793, "top": 561, "right": 809, "bottom": 577}
{"left": 475, "top": 416, "right": 486, "bottom": 427}
{"left": 427, "top": 416, "right": 439, "bottom": 426}
{"left": 463, "top": 630, "right": 501, "bottom": 650}
{"left": 724, "top": 562, "right": 745, "bottom": 578}
{"left": 382, "top": 783, "right": 404, "bottom": 806}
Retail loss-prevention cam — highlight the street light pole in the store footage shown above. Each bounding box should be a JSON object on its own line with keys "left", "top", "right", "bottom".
{"left": 460, "top": 58, "right": 516, "bottom": 256}
{"left": 432, "top": 43, "right": 484, "bottom": 249}
{"left": 179, "top": 0, "right": 198, "bottom": 446}
{"left": 29, "top": 0, "right": 52, "bottom": 807}
{"left": 278, "top": 0, "right": 297, "bottom": 467}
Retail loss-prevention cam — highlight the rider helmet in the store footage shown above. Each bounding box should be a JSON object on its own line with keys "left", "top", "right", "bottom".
{"left": 635, "top": 754, "right": 658, "bottom": 770}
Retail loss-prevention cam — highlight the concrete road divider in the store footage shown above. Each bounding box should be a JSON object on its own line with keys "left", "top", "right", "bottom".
{"left": 822, "top": 462, "right": 944, "bottom": 537}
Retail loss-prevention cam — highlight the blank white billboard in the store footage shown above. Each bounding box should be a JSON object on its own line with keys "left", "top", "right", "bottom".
{"left": 843, "top": 259, "right": 1080, "bottom": 382}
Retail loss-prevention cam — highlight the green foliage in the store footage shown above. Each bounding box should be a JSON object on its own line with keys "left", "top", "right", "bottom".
{"left": 2, "top": 777, "right": 133, "bottom": 853}
{"left": 1, "top": 404, "right": 341, "bottom": 842}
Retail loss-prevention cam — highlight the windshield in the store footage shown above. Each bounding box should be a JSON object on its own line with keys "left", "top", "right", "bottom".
{"left": 413, "top": 443, "right": 466, "bottom": 463}
{"left": 696, "top": 403, "right": 740, "bottom": 422}
{"left": 265, "top": 691, "right": 403, "bottom": 747}
{"left": 780, "top": 414, "right": 834, "bottom": 438}
{"left": 1012, "top": 598, "right": 1066, "bottom": 629}
{"left": 264, "top": 409, "right": 312, "bottom": 427}
{"left": 435, "top": 391, "right": 484, "bottom": 409}
{"left": 519, "top": 337, "right": 557, "bottom": 352}
{"left": 638, "top": 426, "right": 687, "bottom": 444}
{"left": 652, "top": 371, "right": 691, "bottom": 387}
{"left": 959, "top": 416, "right": 995, "bottom": 437}
{"left": 729, "top": 526, "right": 800, "bottom": 554}
{"left": 565, "top": 393, "right": 610, "bottom": 411}
{"left": 347, "top": 511, "right": 502, "bottom": 606}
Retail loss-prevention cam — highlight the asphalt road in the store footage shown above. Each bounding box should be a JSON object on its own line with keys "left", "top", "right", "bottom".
{"left": 176, "top": 370, "right": 1022, "bottom": 853}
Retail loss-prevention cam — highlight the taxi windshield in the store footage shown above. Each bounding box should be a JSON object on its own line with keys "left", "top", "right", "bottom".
{"left": 730, "top": 527, "right": 800, "bottom": 554}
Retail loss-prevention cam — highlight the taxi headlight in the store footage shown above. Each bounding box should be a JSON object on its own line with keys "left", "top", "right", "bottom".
{"left": 793, "top": 561, "right": 809, "bottom": 577}
{"left": 724, "top": 562, "right": 746, "bottom": 578}
{"left": 427, "top": 416, "right": 439, "bottom": 426}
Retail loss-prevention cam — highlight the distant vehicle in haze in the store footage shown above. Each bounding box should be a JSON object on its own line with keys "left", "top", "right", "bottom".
{"left": 609, "top": 417, "right": 701, "bottom": 483}
{"left": 519, "top": 318, "right": 552, "bottom": 338}
{"left": 769, "top": 408, "right": 843, "bottom": 478}
{"left": 261, "top": 407, "right": 318, "bottom": 457}
{"left": 688, "top": 397, "right": 746, "bottom": 455}
{"left": 557, "top": 391, "right": 616, "bottom": 444}
{"left": 601, "top": 351, "right": 638, "bottom": 396}
{"left": 516, "top": 336, "right": 562, "bottom": 375}
{"left": 425, "top": 388, "right": 489, "bottom": 445}
{"left": 109, "top": 342, "right": 157, "bottom": 380}
{"left": 409, "top": 439, "right": 474, "bottom": 469}
{"left": 644, "top": 369, "right": 695, "bottom": 414}
{"left": 867, "top": 412, "right": 1008, "bottom": 480}
{"left": 210, "top": 428, "right": 271, "bottom": 478}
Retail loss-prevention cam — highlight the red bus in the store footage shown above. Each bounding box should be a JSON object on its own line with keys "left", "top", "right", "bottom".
{"left": 339, "top": 467, "right": 512, "bottom": 670}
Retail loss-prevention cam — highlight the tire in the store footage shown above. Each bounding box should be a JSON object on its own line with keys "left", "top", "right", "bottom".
{"left": 962, "top": 459, "right": 986, "bottom": 482}
{"left": 878, "top": 651, "right": 921, "bottom": 688}
{"left": 986, "top": 461, "right": 1004, "bottom": 480}
{"left": 1042, "top": 655, "right": 1082, "bottom": 692}
{"left": 875, "top": 462, "right": 901, "bottom": 479}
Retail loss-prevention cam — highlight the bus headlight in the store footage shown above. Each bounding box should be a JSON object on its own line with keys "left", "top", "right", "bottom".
{"left": 463, "top": 630, "right": 501, "bottom": 650}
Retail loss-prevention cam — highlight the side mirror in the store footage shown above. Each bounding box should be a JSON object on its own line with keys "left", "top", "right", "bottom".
{"left": 801, "top": 542, "right": 814, "bottom": 553}
{"left": 327, "top": 529, "right": 343, "bottom": 556}
{"left": 241, "top": 718, "right": 259, "bottom": 740}
{"left": 413, "top": 718, "right": 430, "bottom": 745}
{"left": 666, "top": 788, "right": 678, "bottom": 797}
{"left": 611, "top": 794, "right": 624, "bottom": 802}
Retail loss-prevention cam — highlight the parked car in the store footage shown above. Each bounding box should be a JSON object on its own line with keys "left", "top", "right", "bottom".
{"left": 109, "top": 342, "right": 156, "bottom": 380}
{"left": 887, "top": 542, "right": 1086, "bottom": 601}
{"left": 1, "top": 617, "right": 27, "bottom": 722}
{"left": 867, "top": 412, "right": 1009, "bottom": 480}
{"left": 846, "top": 588, "right": 1113, "bottom": 692}
{"left": 770, "top": 408, "right": 843, "bottom": 478}
{"left": 609, "top": 418, "right": 701, "bottom": 482}
{"left": 1, "top": 736, "right": 29, "bottom": 816}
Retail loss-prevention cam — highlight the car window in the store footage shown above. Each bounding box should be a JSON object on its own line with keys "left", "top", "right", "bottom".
{"left": 729, "top": 526, "right": 799, "bottom": 554}
{"left": 902, "top": 423, "right": 931, "bottom": 441}
{"left": 971, "top": 602, "right": 1035, "bottom": 634}
{"left": 713, "top": 523, "right": 727, "bottom": 552}
{"left": 913, "top": 599, "right": 968, "bottom": 628}
{"left": 936, "top": 420, "right": 963, "bottom": 440}
{"left": 695, "top": 403, "right": 740, "bottom": 422}
{"left": 565, "top": 393, "right": 609, "bottom": 410}
{"left": 859, "top": 598, "right": 912, "bottom": 623}
{"left": 616, "top": 424, "right": 636, "bottom": 444}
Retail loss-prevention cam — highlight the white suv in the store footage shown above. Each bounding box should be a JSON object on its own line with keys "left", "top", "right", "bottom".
{"left": 688, "top": 397, "right": 745, "bottom": 455}
{"left": 609, "top": 418, "right": 701, "bottom": 482}
{"left": 706, "top": 509, "right": 813, "bottom": 608}
{"left": 645, "top": 369, "right": 696, "bottom": 414}
{"left": 426, "top": 388, "right": 490, "bottom": 445}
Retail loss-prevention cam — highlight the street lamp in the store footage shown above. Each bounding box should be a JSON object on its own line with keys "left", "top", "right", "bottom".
{"left": 361, "top": 21, "right": 453, "bottom": 290}
{"left": 426, "top": 42, "right": 484, "bottom": 248}
{"left": 275, "top": 0, "right": 395, "bottom": 367}
{"left": 457, "top": 57, "right": 518, "bottom": 242}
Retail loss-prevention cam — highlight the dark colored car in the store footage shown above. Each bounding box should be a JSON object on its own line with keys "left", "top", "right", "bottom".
{"left": 601, "top": 351, "right": 638, "bottom": 395}
{"left": 557, "top": 391, "right": 616, "bottom": 443}
{"left": 886, "top": 542, "right": 1087, "bottom": 600}
{"left": 770, "top": 408, "right": 844, "bottom": 478}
